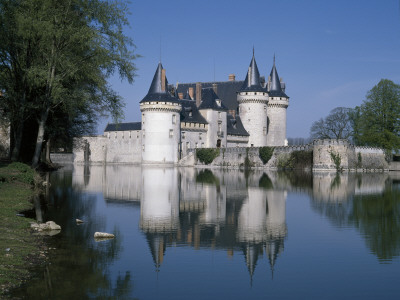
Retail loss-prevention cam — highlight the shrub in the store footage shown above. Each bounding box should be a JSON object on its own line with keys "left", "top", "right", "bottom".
{"left": 277, "top": 150, "right": 313, "bottom": 170}
{"left": 196, "top": 148, "right": 220, "bottom": 165}
{"left": 329, "top": 150, "right": 342, "bottom": 172}
{"left": 259, "top": 147, "right": 274, "bottom": 164}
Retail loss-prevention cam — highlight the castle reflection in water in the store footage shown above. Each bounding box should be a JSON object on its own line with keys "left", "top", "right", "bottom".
{"left": 72, "top": 165, "right": 399, "bottom": 277}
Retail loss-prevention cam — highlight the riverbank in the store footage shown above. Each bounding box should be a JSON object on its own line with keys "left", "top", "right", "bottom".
{"left": 0, "top": 162, "right": 47, "bottom": 296}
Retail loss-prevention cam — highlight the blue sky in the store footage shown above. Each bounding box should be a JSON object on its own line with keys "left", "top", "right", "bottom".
{"left": 103, "top": 0, "right": 400, "bottom": 138}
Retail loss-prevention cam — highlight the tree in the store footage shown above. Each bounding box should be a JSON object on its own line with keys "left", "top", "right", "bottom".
{"left": 355, "top": 79, "right": 400, "bottom": 152}
{"left": 310, "top": 107, "right": 353, "bottom": 140}
{"left": 0, "top": 0, "right": 138, "bottom": 167}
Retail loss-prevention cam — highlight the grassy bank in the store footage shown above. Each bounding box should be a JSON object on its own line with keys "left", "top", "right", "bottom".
{"left": 0, "top": 162, "right": 45, "bottom": 296}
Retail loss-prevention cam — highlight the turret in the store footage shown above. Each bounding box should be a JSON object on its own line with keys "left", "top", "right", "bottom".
{"left": 198, "top": 88, "right": 228, "bottom": 148}
{"left": 266, "top": 56, "right": 289, "bottom": 146}
{"left": 140, "top": 63, "right": 182, "bottom": 164}
{"left": 237, "top": 51, "right": 268, "bottom": 147}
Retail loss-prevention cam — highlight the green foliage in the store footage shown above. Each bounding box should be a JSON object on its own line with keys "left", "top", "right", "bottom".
{"left": 277, "top": 150, "right": 313, "bottom": 170}
{"left": 352, "top": 79, "right": 400, "bottom": 152}
{"left": 329, "top": 150, "right": 342, "bottom": 172}
{"left": 196, "top": 148, "right": 220, "bottom": 165}
{"left": 258, "top": 173, "right": 273, "bottom": 189}
{"left": 259, "top": 146, "right": 274, "bottom": 164}
{"left": 0, "top": 0, "right": 138, "bottom": 164}
{"left": 0, "top": 162, "right": 35, "bottom": 185}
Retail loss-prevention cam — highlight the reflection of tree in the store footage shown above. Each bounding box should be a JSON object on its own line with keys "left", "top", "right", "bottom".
{"left": 312, "top": 174, "right": 400, "bottom": 262}
{"left": 12, "top": 170, "right": 133, "bottom": 299}
{"left": 350, "top": 188, "right": 400, "bottom": 261}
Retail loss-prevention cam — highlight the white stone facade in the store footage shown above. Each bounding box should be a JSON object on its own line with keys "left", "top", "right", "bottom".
{"left": 199, "top": 109, "right": 227, "bottom": 148}
{"left": 266, "top": 97, "right": 289, "bottom": 146}
{"left": 238, "top": 91, "right": 268, "bottom": 147}
{"left": 140, "top": 102, "right": 182, "bottom": 164}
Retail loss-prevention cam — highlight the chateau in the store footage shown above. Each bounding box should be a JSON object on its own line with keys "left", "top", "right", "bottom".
{"left": 74, "top": 53, "right": 290, "bottom": 164}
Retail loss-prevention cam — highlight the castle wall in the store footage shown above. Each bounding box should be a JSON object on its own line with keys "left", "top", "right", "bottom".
{"left": 199, "top": 109, "right": 227, "bottom": 148}
{"left": 227, "top": 135, "right": 249, "bottom": 148}
{"left": 266, "top": 97, "right": 288, "bottom": 146}
{"left": 180, "top": 124, "right": 207, "bottom": 156}
{"left": 73, "top": 131, "right": 142, "bottom": 164}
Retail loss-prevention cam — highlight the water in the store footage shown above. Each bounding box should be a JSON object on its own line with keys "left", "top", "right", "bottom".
{"left": 11, "top": 166, "right": 400, "bottom": 299}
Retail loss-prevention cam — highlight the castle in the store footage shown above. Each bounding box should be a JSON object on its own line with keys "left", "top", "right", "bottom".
{"left": 74, "top": 52, "right": 289, "bottom": 164}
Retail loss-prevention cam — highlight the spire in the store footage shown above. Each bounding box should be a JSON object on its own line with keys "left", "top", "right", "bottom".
{"left": 148, "top": 62, "right": 167, "bottom": 94}
{"left": 140, "top": 62, "right": 179, "bottom": 103}
{"left": 268, "top": 56, "right": 288, "bottom": 97}
{"left": 240, "top": 51, "right": 265, "bottom": 92}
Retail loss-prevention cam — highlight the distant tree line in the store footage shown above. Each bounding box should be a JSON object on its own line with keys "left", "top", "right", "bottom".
{"left": 0, "top": 0, "right": 138, "bottom": 167}
{"left": 309, "top": 79, "right": 400, "bottom": 153}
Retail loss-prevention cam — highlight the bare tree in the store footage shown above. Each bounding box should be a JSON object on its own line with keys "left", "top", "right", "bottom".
{"left": 310, "top": 107, "right": 353, "bottom": 140}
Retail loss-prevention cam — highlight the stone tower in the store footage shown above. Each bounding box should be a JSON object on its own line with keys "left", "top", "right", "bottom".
{"left": 140, "top": 63, "right": 182, "bottom": 164}
{"left": 266, "top": 57, "right": 289, "bottom": 146}
{"left": 237, "top": 52, "right": 268, "bottom": 147}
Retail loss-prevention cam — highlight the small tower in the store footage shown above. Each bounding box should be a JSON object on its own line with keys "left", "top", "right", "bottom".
{"left": 198, "top": 88, "right": 228, "bottom": 148}
{"left": 266, "top": 56, "right": 289, "bottom": 146}
{"left": 140, "top": 63, "right": 182, "bottom": 164}
{"left": 237, "top": 52, "right": 268, "bottom": 147}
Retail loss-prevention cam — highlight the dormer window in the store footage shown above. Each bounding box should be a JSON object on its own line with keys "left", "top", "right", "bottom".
{"left": 189, "top": 111, "right": 192, "bottom": 117}
{"left": 216, "top": 99, "right": 221, "bottom": 107}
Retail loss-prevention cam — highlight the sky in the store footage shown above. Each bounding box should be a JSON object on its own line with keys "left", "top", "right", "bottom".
{"left": 101, "top": 0, "right": 400, "bottom": 139}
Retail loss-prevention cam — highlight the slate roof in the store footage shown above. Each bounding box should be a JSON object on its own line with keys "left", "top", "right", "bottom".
{"left": 180, "top": 99, "right": 208, "bottom": 124}
{"left": 198, "top": 88, "right": 229, "bottom": 111}
{"left": 268, "top": 59, "right": 288, "bottom": 98}
{"left": 240, "top": 54, "right": 266, "bottom": 92}
{"left": 227, "top": 114, "right": 249, "bottom": 136}
{"left": 140, "top": 63, "right": 180, "bottom": 104}
{"left": 175, "top": 81, "right": 243, "bottom": 111}
{"left": 104, "top": 122, "right": 141, "bottom": 132}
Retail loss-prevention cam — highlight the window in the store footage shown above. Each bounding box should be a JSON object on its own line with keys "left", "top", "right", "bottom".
{"left": 189, "top": 112, "right": 192, "bottom": 117}
{"left": 142, "top": 144, "right": 145, "bottom": 152}
{"left": 169, "top": 129, "right": 173, "bottom": 138}
{"left": 199, "top": 133, "right": 202, "bottom": 140}
{"left": 129, "top": 131, "right": 131, "bottom": 138}
{"left": 182, "top": 132, "right": 186, "bottom": 139}
{"left": 115, "top": 132, "right": 117, "bottom": 139}
{"left": 186, "top": 142, "right": 190, "bottom": 149}
{"left": 201, "top": 143, "right": 204, "bottom": 148}
{"left": 264, "top": 106, "right": 267, "bottom": 112}
{"left": 172, "top": 114, "right": 176, "bottom": 124}
{"left": 108, "top": 133, "right": 110, "bottom": 139}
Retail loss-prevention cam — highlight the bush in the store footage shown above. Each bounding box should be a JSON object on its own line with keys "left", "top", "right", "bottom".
{"left": 277, "top": 150, "right": 313, "bottom": 170}
{"left": 196, "top": 148, "right": 220, "bottom": 165}
{"left": 259, "top": 147, "right": 274, "bottom": 164}
{"left": 1, "top": 162, "right": 35, "bottom": 185}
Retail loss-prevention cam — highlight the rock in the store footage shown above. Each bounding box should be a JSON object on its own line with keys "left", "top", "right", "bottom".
{"left": 94, "top": 232, "right": 115, "bottom": 238}
{"left": 31, "top": 221, "right": 61, "bottom": 231}
{"left": 76, "top": 219, "right": 84, "bottom": 224}
{"left": 5, "top": 248, "right": 10, "bottom": 252}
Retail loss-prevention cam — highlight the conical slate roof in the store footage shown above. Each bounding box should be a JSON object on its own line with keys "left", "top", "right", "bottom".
{"left": 240, "top": 52, "right": 266, "bottom": 92}
{"left": 268, "top": 57, "right": 288, "bottom": 98}
{"left": 198, "top": 88, "right": 228, "bottom": 111}
{"left": 140, "top": 63, "right": 179, "bottom": 103}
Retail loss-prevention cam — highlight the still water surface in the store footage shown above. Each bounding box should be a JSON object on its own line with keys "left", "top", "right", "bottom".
{"left": 12, "top": 166, "right": 400, "bottom": 299}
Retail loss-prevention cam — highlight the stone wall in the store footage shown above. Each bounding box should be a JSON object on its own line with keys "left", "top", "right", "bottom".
{"left": 193, "top": 139, "right": 388, "bottom": 171}
{"left": 73, "top": 132, "right": 142, "bottom": 164}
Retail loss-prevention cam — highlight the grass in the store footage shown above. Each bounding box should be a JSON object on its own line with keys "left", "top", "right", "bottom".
{"left": 0, "top": 162, "right": 45, "bottom": 296}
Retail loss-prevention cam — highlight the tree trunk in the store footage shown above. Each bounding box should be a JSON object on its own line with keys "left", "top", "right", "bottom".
{"left": 10, "top": 122, "right": 23, "bottom": 161}
{"left": 32, "top": 108, "right": 49, "bottom": 168}
{"left": 45, "top": 137, "right": 52, "bottom": 164}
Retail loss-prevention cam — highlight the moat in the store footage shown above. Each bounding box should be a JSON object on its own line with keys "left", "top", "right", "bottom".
{"left": 11, "top": 166, "right": 400, "bottom": 299}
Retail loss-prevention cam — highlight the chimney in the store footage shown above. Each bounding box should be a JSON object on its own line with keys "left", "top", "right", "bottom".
{"left": 228, "top": 74, "right": 235, "bottom": 81}
{"left": 196, "top": 82, "right": 202, "bottom": 107}
{"left": 189, "top": 87, "right": 194, "bottom": 100}
{"left": 212, "top": 83, "right": 218, "bottom": 95}
{"left": 178, "top": 92, "right": 184, "bottom": 99}
{"left": 161, "top": 69, "right": 166, "bottom": 92}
